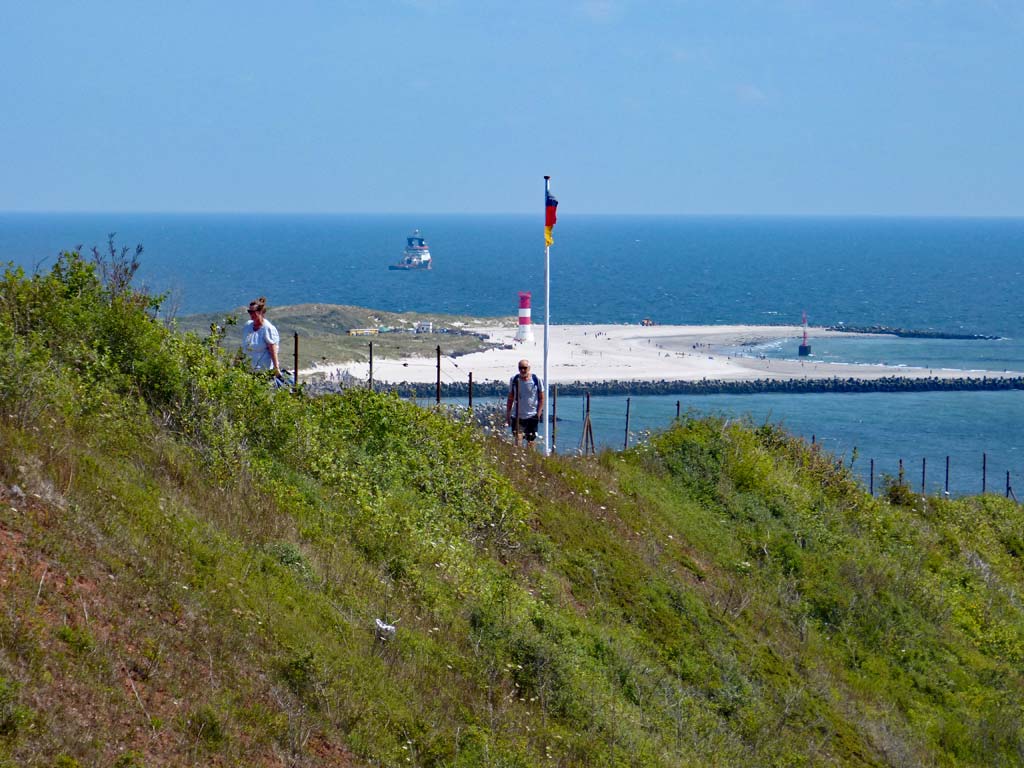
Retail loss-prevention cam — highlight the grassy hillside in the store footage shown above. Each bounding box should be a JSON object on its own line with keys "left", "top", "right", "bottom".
{"left": 1, "top": 251, "right": 1023, "bottom": 767}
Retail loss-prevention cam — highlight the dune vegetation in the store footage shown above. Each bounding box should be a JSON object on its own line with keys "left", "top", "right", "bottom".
{"left": 173, "top": 302, "right": 507, "bottom": 368}
{"left": 1, "top": 249, "right": 1023, "bottom": 767}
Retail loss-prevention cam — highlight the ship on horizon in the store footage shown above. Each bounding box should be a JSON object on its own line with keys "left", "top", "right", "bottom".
{"left": 389, "top": 230, "right": 432, "bottom": 270}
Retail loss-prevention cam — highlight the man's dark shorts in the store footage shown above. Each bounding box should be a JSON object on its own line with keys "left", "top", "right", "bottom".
{"left": 511, "top": 415, "right": 540, "bottom": 442}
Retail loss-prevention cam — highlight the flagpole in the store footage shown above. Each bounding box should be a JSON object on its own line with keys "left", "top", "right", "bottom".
{"left": 543, "top": 175, "right": 551, "bottom": 456}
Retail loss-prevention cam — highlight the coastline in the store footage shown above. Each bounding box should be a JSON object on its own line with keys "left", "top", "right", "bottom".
{"left": 304, "top": 323, "right": 1024, "bottom": 386}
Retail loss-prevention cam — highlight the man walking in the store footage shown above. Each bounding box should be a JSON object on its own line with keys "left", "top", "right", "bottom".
{"left": 506, "top": 359, "right": 544, "bottom": 449}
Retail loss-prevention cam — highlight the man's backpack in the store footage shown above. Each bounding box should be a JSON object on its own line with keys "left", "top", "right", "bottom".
{"left": 510, "top": 373, "right": 541, "bottom": 407}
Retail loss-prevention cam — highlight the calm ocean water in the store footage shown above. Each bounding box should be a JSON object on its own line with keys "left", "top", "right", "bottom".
{"left": 2, "top": 213, "right": 1022, "bottom": 496}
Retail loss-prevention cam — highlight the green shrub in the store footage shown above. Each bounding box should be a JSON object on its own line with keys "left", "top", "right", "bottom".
{"left": 112, "top": 751, "right": 146, "bottom": 768}
{"left": 884, "top": 475, "right": 921, "bottom": 508}
{"left": 265, "top": 541, "right": 313, "bottom": 579}
{"left": 183, "top": 705, "right": 225, "bottom": 745}
{"left": 55, "top": 625, "right": 95, "bottom": 655}
{"left": 0, "top": 676, "right": 31, "bottom": 738}
{"left": 280, "top": 649, "right": 316, "bottom": 696}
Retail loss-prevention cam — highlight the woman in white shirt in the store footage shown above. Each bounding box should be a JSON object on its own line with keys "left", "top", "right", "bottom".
{"left": 242, "top": 296, "right": 281, "bottom": 376}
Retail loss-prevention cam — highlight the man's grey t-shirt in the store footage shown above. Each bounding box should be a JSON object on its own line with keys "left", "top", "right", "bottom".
{"left": 509, "top": 374, "right": 542, "bottom": 418}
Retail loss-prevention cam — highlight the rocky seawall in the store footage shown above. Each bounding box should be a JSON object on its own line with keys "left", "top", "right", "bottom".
{"left": 825, "top": 325, "right": 1002, "bottom": 340}
{"left": 307, "top": 375, "right": 1024, "bottom": 398}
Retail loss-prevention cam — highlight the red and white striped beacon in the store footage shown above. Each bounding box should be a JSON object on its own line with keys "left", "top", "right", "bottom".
{"left": 515, "top": 291, "right": 535, "bottom": 343}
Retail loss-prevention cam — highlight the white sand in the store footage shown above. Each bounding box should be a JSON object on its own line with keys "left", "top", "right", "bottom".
{"left": 304, "top": 324, "right": 1023, "bottom": 385}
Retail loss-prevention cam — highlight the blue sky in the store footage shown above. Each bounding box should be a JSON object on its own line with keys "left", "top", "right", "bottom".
{"left": 2, "top": 1, "right": 1022, "bottom": 215}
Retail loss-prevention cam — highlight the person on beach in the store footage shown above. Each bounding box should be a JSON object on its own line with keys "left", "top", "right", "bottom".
{"left": 242, "top": 296, "right": 282, "bottom": 379}
{"left": 506, "top": 359, "right": 544, "bottom": 449}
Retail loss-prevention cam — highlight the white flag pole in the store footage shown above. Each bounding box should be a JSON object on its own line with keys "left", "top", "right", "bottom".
{"left": 543, "top": 175, "right": 551, "bottom": 456}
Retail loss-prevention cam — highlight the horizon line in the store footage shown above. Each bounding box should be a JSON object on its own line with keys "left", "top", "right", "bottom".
{"left": 2, "top": 210, "right": 1023, "bottom": 221}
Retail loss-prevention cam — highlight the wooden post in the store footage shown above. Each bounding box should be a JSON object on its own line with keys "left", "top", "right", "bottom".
{"left": 551, "top": 385, "right": 558, "bottom": 453}
{"left": 676, "top": 400, "right": 680, "bottom": 420}
{"left": 921, "top": 457, "right": 926, "bottom": 495}
{"left": 982, "top": 452, "right": 987, "bottom": 494}
{"left": 624, "top": 397, "right": 631, "bottom": 450}
{"left": 1007, "top": 471, "right": 1012, "bottom": 499}
{"left": 468, "top": 372, "right": 473, "bottom": 409}
{"left": 870, "top": 458, "right": 874, "bottom": 496}
{"left": 293, "top": 332, "right": 299, "bottom": 394}
{"left": 579, "top": 392, "right": 587, "bottom": 454}
{"left": 898, "top": 458, "right": 904, "bottom": 487}
{"left": 369, "top": 341, "right": 374, "bottom": 391}
{"left": 587, "top": 392, "right": 595, "bottom": 455}
{"left": 579, "top": 391, "right": 596, "bottom": 455}
{"left": 945, "top": 456, "right": 950, "bottom": 495}
{"left": 435, "top": 345, "right": 441, "bottom": 405}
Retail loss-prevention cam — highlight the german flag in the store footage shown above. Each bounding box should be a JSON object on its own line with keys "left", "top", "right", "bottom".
{"left": 545, "top": 190, "right": 558, "bottom": 247}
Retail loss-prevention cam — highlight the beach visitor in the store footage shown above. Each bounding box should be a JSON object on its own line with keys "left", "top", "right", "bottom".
{"left": 242, "top": 296, "right": 282, "bottom": 379}
{"left": 506, "top": 359, "right": 544, "bottom": 449}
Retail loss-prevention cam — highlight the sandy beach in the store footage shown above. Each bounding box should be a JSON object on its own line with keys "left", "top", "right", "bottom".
{"left": 305, "top": 324, "right": 1023, "bottom": 386}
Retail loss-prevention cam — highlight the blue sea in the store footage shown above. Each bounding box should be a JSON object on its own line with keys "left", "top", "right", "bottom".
{"left": 2, "top": 213, "right": 1022, "bottom": 497}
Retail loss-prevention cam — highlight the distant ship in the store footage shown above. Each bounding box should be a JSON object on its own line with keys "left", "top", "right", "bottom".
{"left": 389, "top": 230, "right": 432, "bottom": 270}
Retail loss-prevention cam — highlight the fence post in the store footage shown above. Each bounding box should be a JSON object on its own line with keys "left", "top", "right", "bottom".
{"left": 551, "top": 385, "right": 558, "bottom": 453}
{"left": 676, "top": 400, "right": 681, "bottom": 420}
{"left": 468, "top": 372, "right": 473, "bottom": 409}
{"left": 1007, "top": 471, "right": 1012, "bottom": 499}
{"left": 293, "top": 332, "right": 299, "bottom": 394}
{"left": 870, "top": 458, "right": 874, "bottom": 496}
{"left": 585, "top": 393, "right": 593, "bottom": 454}
{"left": 945, "top": 456, "right": 950, "bottom": 495}
{"left": 982, "top": 452, "right": 987, "bottom": 495}
{"left": 898, "top": 458, "right": 904, "bottom": 487}
{"left": 579, "top": 391, "right": 596, "bottom": 455}
{"left": 624, "top": 397, "right": 631, "bottom": 450}
{"left": 587, "top": 392, "right": 594, "bottom": 454}
{"left": 436, "top": 345, "right": 441, "bottom": 405}
{"left": 921, "top": 457, "right": 927, "bottom": 495}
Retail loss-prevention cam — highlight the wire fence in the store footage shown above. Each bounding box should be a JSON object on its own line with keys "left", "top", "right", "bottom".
{"left": 296, "top": 339, "right": 1021, "bottom": 501}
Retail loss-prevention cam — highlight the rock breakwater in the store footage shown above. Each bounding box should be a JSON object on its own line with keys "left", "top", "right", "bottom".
{"left": 354, "top": 375, "right": 1024, "bottom": 399}
{"left": 826, "top": 325, "right": 1002, "bottom": 340}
